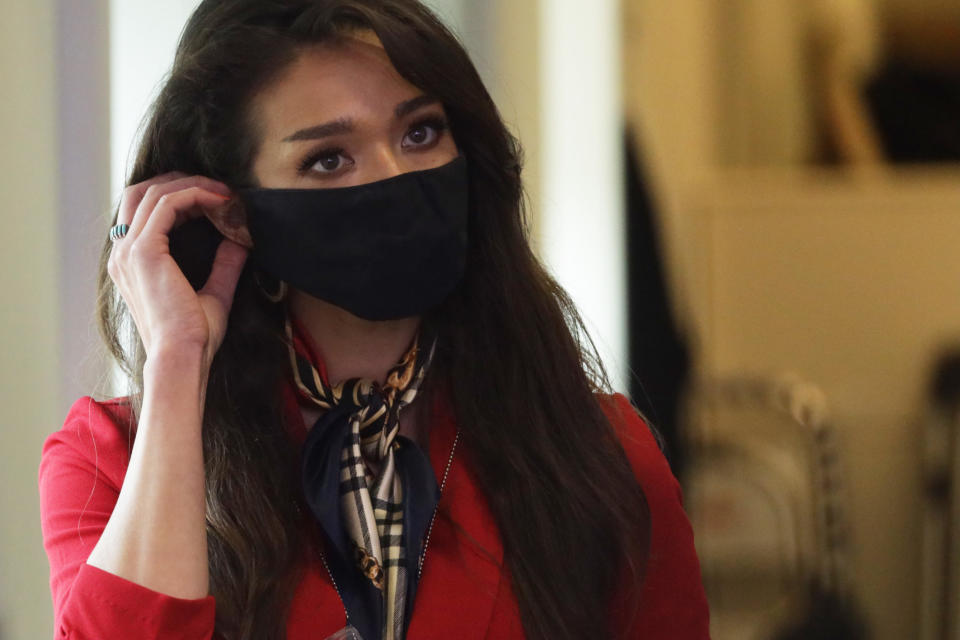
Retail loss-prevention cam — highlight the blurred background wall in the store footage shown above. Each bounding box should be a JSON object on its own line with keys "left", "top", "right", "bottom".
{"left": 623, "top": 1, "right": 960, "bottom": 639}
{"left": 0, "top": 3, "right": 59, "bottom": 639}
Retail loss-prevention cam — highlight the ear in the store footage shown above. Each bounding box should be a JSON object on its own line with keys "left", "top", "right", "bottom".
{"left": 206, "top": 197, "right": 254, "bottom": 249}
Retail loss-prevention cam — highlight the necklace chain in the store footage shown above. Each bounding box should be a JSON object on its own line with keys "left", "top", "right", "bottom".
{"left": 317, "top": 428, "right": 461, "bottom": 624}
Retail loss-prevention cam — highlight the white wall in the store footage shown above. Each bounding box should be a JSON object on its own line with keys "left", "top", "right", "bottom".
{"left": 0, "top": 3, "right": 59, "bottom": 638}
{"left": 57, "top": 0, "right": 110, "bottom": 417}
{"left": 540, "top": 0, "right": 628, "bottom": 391}
{"left": 110, "top": 0, "right": 201, "bottom": 196}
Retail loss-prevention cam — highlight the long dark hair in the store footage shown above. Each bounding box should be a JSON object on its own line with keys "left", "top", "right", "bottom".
{"left": 97, "top": 1, "right": 651, "bottom": 638}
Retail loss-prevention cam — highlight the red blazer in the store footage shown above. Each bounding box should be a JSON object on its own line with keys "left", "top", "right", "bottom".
{"left": 39, "top": 391, "right": 709, "bottom": 639}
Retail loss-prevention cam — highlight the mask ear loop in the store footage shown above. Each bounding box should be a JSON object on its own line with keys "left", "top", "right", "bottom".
{"left": 254, "top": 270, "right": 288, "bottom": 303}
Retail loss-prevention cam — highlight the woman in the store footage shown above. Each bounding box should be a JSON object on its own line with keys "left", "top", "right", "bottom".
{"left": 38, "top": 1, "right": 709, "bottom": 639}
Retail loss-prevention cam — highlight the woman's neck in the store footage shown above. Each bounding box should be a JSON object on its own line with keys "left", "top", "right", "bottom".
{"left": 289, "top": 292, "right": 427, "bottom": 447}
{"left": 288, "top": 292, "right": 421, "bottom": 386}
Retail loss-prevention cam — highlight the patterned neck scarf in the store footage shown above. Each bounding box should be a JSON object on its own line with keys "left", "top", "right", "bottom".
{"left": 286, "top": 314, "right": 436, "bottom": 640}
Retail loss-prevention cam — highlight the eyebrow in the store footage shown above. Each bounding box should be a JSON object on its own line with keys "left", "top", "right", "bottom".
{"left": 281, "top": 94, "right": 441, "bottom": 142}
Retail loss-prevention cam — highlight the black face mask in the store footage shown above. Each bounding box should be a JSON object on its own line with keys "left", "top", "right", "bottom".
{"left": 240, "top": 155, "right": 469, "bottom": 321}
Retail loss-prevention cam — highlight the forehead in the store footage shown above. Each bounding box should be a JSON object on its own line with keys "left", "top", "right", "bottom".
{"left": 251, "top": 32, "right": 423, "bottom": 138}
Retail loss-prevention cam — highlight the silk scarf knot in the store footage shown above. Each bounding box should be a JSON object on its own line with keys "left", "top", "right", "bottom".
{"left": 287, "top": 314, "right": 436, "bottom": 640}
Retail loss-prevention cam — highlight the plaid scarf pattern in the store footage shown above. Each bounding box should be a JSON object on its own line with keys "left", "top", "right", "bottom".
{"left": 286, "top": 315, "right": 436, "bottom": 640}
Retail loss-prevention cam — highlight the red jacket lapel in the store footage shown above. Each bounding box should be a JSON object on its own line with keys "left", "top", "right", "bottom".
{"left": 405, "top": 393, "right": 505, "bottom": 639}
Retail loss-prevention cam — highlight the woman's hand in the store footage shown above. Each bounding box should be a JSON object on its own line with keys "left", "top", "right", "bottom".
{"left": 88, "top": 172, "right": 240, "bottom": 597}
{"left": 107, "top": 172, "right": 249, "bottom": 368}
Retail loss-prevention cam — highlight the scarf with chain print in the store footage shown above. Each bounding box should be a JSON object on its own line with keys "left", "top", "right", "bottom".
{"left": 286, "top": 313, "right": 436, "bottom": 640}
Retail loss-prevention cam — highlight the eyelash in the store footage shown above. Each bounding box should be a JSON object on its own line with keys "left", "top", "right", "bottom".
{"left": 295, "top": 115, "right": 450, "bottom": 176}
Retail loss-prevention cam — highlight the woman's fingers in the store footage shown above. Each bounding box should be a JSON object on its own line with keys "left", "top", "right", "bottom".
{"left": 109, "top": 186, "right": 232, "bottom": 312}
{"left": 107, "top": 174, "right": 248, "bottom": 363}
{"left": 200, "top": 239, "right": 249, "bottom": 314}
{"left": 116, "top": 171, "right": 188, "bottom": 227}
{"left": 136, "top": 187, "right": 231, "bottom": 243}
{"left": 127, "top": 175, "right": 231, "bottom": 241}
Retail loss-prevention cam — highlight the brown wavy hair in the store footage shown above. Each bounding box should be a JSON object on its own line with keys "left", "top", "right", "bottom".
{"left": 96, "top": 1, "right": 651, "bottom": 638}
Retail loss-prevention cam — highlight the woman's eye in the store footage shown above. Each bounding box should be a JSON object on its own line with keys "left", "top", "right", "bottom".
{"left": 297, "top": 149, "right": 353, "bottom": 175}
{"left": 402, "top": 118, "right": 448, "bottom": 149}
{"left": 309, "top": 149, "right": 347, "bottom": 173}
{"left": 298, "top": 148, "right": 352, "bottom": 175}
{"left": 316, "top": 154, "right": 342, "bottom": 171}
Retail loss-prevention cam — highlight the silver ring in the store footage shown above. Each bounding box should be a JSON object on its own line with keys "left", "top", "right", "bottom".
{"left": 109, "top": 224, "right": 130, "bottom": 242}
